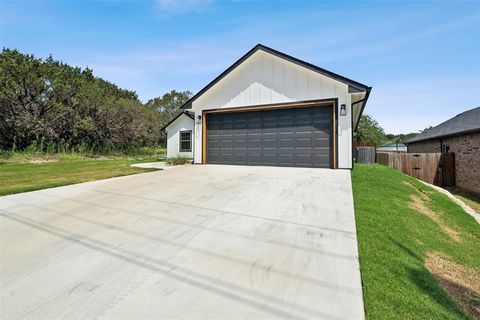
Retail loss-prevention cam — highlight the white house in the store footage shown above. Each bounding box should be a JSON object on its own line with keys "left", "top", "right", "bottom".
{"left": 164, "top": 44, "right": 371, "bottom": 169}
{"left": 163, "top": 111, "right": 195, "bottom": 158}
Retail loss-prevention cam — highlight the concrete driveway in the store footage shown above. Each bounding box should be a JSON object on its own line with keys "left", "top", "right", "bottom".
{"left": 0, "top": 165, "right": 364, "bottom": 320}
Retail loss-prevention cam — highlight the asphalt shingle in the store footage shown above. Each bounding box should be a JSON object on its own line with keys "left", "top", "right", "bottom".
{"left": 407, "top": 107, "right": 480, "bottom": 143}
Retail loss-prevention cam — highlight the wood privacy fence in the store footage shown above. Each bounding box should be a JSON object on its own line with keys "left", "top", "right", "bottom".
{"left": 376, "top": 152, "right": 455, "bottom": 187}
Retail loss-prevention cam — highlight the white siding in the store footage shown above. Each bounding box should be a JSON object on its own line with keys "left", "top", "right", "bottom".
{"left": 192, "top": 50, "right": 354, "bottom": 168}
{"left": 166, "top": 114, "right": 194, "bottom": 158}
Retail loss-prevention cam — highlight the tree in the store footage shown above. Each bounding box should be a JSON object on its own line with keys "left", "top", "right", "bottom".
{"left": 385, "top": 132, "right": 419, "bottom": 143}
{"left": 145, "top": 90, "right": 192, "bottom": 127}
{"left": 0, "top": 48, "right": 165, "bottom": 152}
{"left": 420, "top": 126, "right": 433, "bottom": 134}
{"left": 355, "top": 114, "right": 386, "bottom": 145}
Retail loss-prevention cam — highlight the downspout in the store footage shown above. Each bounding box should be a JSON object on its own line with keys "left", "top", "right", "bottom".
{"left": 353, "top": 87, "right": 372, "bottom": 132}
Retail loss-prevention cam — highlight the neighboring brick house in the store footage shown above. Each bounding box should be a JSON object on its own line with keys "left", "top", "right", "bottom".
{"left": 407, "top": 107, "right": 480, "bottom": 194}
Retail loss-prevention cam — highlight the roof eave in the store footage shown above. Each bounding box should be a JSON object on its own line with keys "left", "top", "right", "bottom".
{"left": 406, "top": 128, "right": 480, "bottom": 144}
{"left": 354, "top": 87, "right": 372, "bottom": 132}
{"left": 160, "top": 111, "right": 194, "bottom": 131}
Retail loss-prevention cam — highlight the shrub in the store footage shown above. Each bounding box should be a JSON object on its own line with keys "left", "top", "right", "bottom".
{"left": 166, "top": 157, "right": 190, "bottom": 166}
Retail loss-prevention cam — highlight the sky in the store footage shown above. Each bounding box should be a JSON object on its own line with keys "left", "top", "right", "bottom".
{"left": 1, "top": 0, "right": 479, "bottom": 134}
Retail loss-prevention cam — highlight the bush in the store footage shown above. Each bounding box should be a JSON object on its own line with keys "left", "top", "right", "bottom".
{"left": 166, "top": 157, "right": 190, "bottom": 166}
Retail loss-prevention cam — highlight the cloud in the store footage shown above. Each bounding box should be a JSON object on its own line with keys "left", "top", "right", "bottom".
{"left": 155, "top": 0, "right": 215, "bottom": 14}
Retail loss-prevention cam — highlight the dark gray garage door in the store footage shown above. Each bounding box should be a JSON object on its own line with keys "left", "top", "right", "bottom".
{"left": 206, "top": 105, "right": 333, "bottom": 168}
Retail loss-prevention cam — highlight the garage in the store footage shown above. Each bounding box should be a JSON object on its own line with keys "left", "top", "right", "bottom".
{"left": 205, "top": 104, "right": 335, "bottom": 168}
{"left": 164, "top": 44, "right": 371, "bottom": 169}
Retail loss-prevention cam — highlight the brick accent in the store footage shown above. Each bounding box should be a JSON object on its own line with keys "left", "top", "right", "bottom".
{"left": 408, "top": 131, "right": 480, "bottom": 194}
{"left": 408, "top": 140, "right": 441, "bottom": 153}
{"left": 444, "top": 132, "right": 480, "bottom": 194}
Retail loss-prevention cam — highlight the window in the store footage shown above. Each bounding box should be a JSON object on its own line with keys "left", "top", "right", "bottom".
{"left": 179, "top": 131, "right": 192, "bottom": 152}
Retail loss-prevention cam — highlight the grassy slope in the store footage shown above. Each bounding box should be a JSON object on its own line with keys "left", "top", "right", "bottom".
{"left": 0, "top": 158, "right": 160, "bottom": 196}
{"left": 352, "top": 164, "right": 480, "bottom": 320}
{"left": 446, "top": 187, "right": 480, "bottom": 214}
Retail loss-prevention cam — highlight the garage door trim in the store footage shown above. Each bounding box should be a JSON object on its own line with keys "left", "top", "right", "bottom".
{"left": 202, "top": 98, "right": 338, "bottom": 168}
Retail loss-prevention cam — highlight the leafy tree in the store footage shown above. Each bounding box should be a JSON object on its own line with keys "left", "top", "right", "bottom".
{"left": 0, "top": 48, "right": 170, "bottom": 152}
{"left": 420, "top": 126, "right": 433, "bottom": 134}
{"left": 355, "top": 114, "right": 386, "bottom": 145}
{"left": 385, "top": 132, "right": 419, "bottom": 143}
{"left": 145, "top": 90, "right": 192, "bottom": 127}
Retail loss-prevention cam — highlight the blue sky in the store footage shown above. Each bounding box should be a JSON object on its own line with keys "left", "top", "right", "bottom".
{"left": 1, "top": 0, "right": 479, "bottom": 133}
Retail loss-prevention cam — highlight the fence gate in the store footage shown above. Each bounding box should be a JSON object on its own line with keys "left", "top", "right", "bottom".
{"left": 376, "top": 152, "right": 455, "bottom": 187}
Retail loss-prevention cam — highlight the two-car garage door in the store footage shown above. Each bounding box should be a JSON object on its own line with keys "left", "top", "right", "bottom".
{"left": 205, "top": 105, "right": 334, "bottom": 168}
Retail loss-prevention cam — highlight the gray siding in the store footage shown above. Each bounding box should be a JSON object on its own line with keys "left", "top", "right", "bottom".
{"left": 206, "top": 106, "right": 332, "bottom": 168}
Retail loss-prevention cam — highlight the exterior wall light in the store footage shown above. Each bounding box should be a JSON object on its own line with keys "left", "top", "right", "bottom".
{"left": 196, "top": 114, "right": 202, "bottom": 124}
{"left": 340, "top": 104, "right": 347, "bottom": 116}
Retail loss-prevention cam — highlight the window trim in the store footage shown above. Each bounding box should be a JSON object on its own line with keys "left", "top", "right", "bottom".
{"left": 179, "top": 130, "right": 192, "bottom": 152}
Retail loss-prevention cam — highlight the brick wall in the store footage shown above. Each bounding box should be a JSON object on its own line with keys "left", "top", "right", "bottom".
{"left": 408, "top": 140, "right": 441, "bottom": 153}
{"left": 443, "top": 132, "right": 480, "bottom": 194}
{"left": 408, "top": 132, "right": 480, "bottom": 194}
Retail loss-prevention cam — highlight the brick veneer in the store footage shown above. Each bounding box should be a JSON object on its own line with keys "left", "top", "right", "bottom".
{"left": 408, "top": 140, "right": 441, "bottom": 153}
{"left": 408, "top": 131, "right": 480, "bottom": 194}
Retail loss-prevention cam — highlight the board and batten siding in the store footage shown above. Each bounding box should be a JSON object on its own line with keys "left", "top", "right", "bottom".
{"left": 166, "top": 114, "right": 194, "bottom": 158}
{"left": 192, "top": 50, "right": 353, "bottom": 168}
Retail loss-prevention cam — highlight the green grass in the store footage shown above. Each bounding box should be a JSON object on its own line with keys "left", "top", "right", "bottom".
{"left": 0, "top": 157, "right": 162, "bottom": 196}
{"left": 0, "top": 146, "right": 166, "bottom": 163}
{"left": 445, "top": 187, "right": 480, "bottom": 214}
{"left": 352, "top": 164, "right": 480, "bottom": 320}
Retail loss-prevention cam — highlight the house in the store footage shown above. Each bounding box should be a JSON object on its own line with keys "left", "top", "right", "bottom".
{"left": 377, "top": 143, "right": 407, "bottom": 153}
{"left": 163, "top": 111, "right": 195, "bottom": 158}
{"left": 407, "top": 107, "right": 480, "bottom": 193}
{"left": 164, "top": 44, "right": 371, "bottom": 169}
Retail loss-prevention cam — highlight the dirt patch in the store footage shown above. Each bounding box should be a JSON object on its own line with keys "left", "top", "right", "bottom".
{"left": 409, "top": 194, "right": 461, "bottom": 242}
{"left": 404, "top": 181, "right": 461, "bottom": 243}
{"left": 403, "top": 181, "right": 430, "bottom": 199}
{"left": 27, "top": 159, "right": 59, "bottom": 164}
{"left": 426, "top": 252, "right": 480, "bottom": 319}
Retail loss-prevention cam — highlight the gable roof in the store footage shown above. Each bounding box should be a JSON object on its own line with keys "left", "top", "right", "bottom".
{"left": 407, "top": 107, "right": 480, "bottom": 143}
{"left": 161, "top": 111, "right": 194, "bottom": 131}
{"left": 181, "top": 44, "right": 371, "bottom": 109}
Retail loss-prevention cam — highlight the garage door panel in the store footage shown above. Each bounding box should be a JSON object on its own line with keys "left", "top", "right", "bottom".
{"left": 313, "top": 138, "right": 330, "bottom": 148}
{"left": 232, "top": 155, "right": 247, "bottom": 164}
{"left": 296, "top": 139, "right": 313, "bottom": 148}
{"left": 220, "top": 154, "right": 233, "bottom": 162}
{"left": 262, "top": 139, "right": 277, "bottom": 149}
{"left": 233, "top": 129, "right": 247, "bottom": 135}
{"left": 206, "top": 105, "right": 333, "bottom": 167}
{"left": 278, "top": 154, "right": 294, "bottom": 165}
{"left": 278, "top": 139, "right": 294, "bottom": 148}
{"left": 232, "top": 140, "right": 247, "bottom": 149}
{"left": 262, "top": 154, "right": 278, "bottom": 165}
{"left": 311, "top": 148, "right": 331, "bottom": 156}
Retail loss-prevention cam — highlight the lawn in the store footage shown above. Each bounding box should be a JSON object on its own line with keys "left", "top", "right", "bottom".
{"left": 446, "top": 187, "right": 480, "bottom": 214}
{"left": 0, "top": 157, "right": 162, "bottom": 196}
{"left": 352, "top": 164, "right": 480, "bottom": 320}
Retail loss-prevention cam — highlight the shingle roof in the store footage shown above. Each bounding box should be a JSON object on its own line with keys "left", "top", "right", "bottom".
{"left": 407, "top": 107, "right": 480, "bottom": 143}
